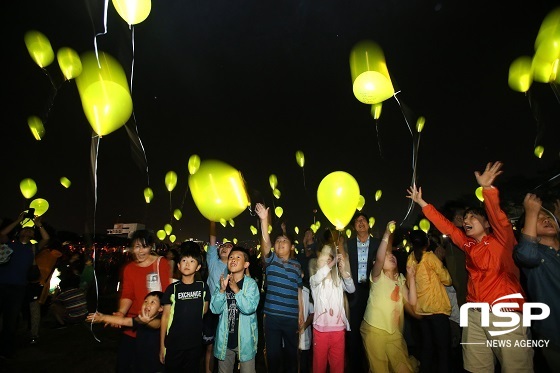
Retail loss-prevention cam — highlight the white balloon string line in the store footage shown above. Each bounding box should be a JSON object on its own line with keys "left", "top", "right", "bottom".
{"left": 89, "top": 246, "right": 101, "bottom": 343}
{"left": 302, "top": 167, "right": 306, "bottom": 191}
{"left": 374, "top": 118, "right": 384, "bottom": 159}
{"left": 532, "top": 172, "right": 560, "bottom": 192}
{"left": 550, "top": 81, "right": 560, "bottom": 103}
{"left": 130, "top": 25, "right": 135, "bottom": 93}
{"left": 89, "top": 134, "right": 102, "bottom": 342}
{"left": 93, "top": 0, "right": 109, "bottom": 67}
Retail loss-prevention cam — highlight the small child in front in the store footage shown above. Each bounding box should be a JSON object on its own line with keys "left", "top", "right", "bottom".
{"left": 87, "top": 291, "right": 165, "bottom": 373}
{"left": 160, "top": 242, "right": 210, "bottom": 373}
{"left": 211, "top": 245, "right": 260, "bottom": 373}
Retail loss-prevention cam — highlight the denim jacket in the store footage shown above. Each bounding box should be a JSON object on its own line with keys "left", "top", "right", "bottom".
{"left": 211, "top": 275, "right": 260, "bottom": 362}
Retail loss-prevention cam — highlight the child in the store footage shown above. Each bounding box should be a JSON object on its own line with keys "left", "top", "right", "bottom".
{"left": 361, "top": 221, "right": 418, "bottom": 373}
{"left": 87, "top": 291, "right": 165, "bottom": 373}
{"left": 309, "top": 228, "right": 355, "bottom": 373}
{"left": 49, "top": 271, "right": 88, "bottom": 327}
{"left": 160, "top": 241, "right": 210, "bottom": 372}
{"left": 210, "top": 246, "right": 260, "bottom": 373}
{"left": 255, "top": 203, "right": 303, "bottom": 373}
{"left": 298, "top": 285, "right": 314, "bottom": 373}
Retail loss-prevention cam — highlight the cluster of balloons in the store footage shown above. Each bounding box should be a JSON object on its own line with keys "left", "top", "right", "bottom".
{"left": 508, "top": 7, "right": 559, "bottom": 93}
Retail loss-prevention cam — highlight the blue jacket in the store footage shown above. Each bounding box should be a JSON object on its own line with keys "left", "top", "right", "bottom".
{"left": 211, "top": 275, "right": 260, "bottom": 362}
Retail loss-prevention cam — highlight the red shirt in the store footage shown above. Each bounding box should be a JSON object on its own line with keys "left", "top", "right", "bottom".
{"left": 423, "top": 187, "right": 524, "bottom": 309}
{"left": 121, "top": 256, "right": 171, "bottom": 337}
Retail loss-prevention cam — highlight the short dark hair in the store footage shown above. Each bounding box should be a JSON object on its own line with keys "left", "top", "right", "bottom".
{"left": 145, "top": 290, "right": 164, "bottom": 302}
{"left": 230, "top": 246, "right": 250, "bottom": 262}
{"left": 352, "top": 211, "right": 369, "bottom": 225}
{"left": 179, "top": 241, "right": 203, "bottom": 265}
{"left": 130, "top": 229, "right": 156, "bottom": 248}
{"left": 464, "top": 206, "right": 487, "bottom": 221}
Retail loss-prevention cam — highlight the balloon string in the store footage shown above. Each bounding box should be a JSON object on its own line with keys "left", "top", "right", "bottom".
{"left": 375, "top": 119, "right": 384, "bottom": 159}
{"left": 302, "top": 167, "right": 306, "bottom": 191}
{"left": 93, "top": 0, "right": 109, "bottom": 67}
{"left": 550, "top": 82, "right": 560, "bottom": 103}
{"left": 130, "top": 25, "right": 135, "bottom": 93}
{"left": 89, "top": 247, "right": 101, "bottom": 342}
{"left": 89, "top": 133, "right": 102, "bottom": 343}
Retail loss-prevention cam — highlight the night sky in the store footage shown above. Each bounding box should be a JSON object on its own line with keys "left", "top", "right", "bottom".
{"left": 3, "top": 0, "right": 559, "bottom": 244}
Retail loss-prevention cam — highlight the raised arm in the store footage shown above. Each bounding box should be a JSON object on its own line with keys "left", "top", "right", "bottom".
{"left": 255, "top": 203, "right": 271, "bottom": 258}
{"left": 371, "top": 221, "right": 394, "bottom": 281}
{"left": 33, "top": 215, "right": 50, "bottom": 249}
{"left": 0, "top": 212, "right": 26, "bottom": 243}
{"left": 209, "top": 220, "right": 217, "bottom": 246}
{"left": 474, "top": 161, "right": 503, "bottom": 190}
{"left": 520, "top": 193, "right": 541, "bottom": 239}
{"left": 406, "top": 184, "right": 428, "bottom": 208}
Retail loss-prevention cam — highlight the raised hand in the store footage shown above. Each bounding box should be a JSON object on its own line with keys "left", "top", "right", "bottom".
{"left": 475, "top": 161, "right": 503, "bottom": 188}
{"left": 406, "top": 185, "right": 427, "bottom": 208}
{"left": 255, "top": 203, "right": 269, "bottom": 220}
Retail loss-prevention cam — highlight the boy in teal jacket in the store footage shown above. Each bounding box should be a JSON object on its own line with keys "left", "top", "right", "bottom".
{"left": 211, "top": 246, "right": 260, "bottom": 373}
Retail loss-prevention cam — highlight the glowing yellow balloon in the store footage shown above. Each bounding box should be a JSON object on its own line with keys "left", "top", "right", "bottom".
{"left": 294, "top": 226, "right": 299, "bottom": 235}
{"left": 220, "top": 218, "right": 227, "bottom": 227}
{"left": 369, "top": 217, "right": 375, "bottom": 228}
{"left": 169, "top": 234, "right": 176, "bottom": 243}
{"left": 413, "top": 225, "right": 419, "bottom": 230}
{"left": 357, "top": 195, "right": 365, "bottom": 211}
{"left": 273, "top": 188, "right": 281, "bottom": 199}
{"left": 57, "top": 47, "right": 82, "bottom": 80}
{"left": 375, "top": 190, "right": 382, "bottom": 201}
{"left": 156, "top": 230, "right": 166, "bottom": 240}
{"left": 269, "top": 174, "right": 278, "bottom": 190}
{"left": 371, "top": 103, "right": 382, "bottom": 119}
{"left": 112, "top": 0, "right": 152, "bottom": 25}
{"left": 76, "top": 51, "right": 133, "bottom": 137}
{"left": 475, "top": 187, "right": 484, "bottom": 202}
{"left": 250, "top": 225, "right": 258, "bottom": 235}
{"left": 144, "top": 187, "right": 153, "bottom": 203}
{"left": 268, "top": 224, "right": 273, "bottom": 234}
{"left": 534, "top": 145, "right": 544, "bottom": 158}
{"left": 188, "top": 159, "right": 250, "bottom": 222}
{"left": 295, "top": 150, "right": 305, "bottom": 168}
{"left": 317, "top": 171, "right": 360, "bottom": 230}
{"left": 30, "top": 198, "right": 49, "bottom": 216}
{"left": 416, "top": 116, "right": 426, "bottom": 133}
{"left": 24, "top": 30, "right": 54, "bottom": 68}
{"left": 535, "top": 7, "right": 560, "bottom": 54}
{"left": 310, "top": 224, "right": 318, "bottom": 234}
{"left": 532, "top": 54, "right": 555, "bottom": 83}
{"left": 508, "top": 56, "right": 534, "bottom": 92}
{"left": 27, "top": 116, "right": 45, "bottom": 141}
{"left": 350, "top": 40, "right": 394, "bottom": 104}
{"left": 21, "top": 219, "right": 35, "bottom": 228}
{"left": 165, "top": 171, "right": 178, "bottom": 192}
{"left": 60, "top": 177, "right": 71, "bottom": 189}
{"left": 173, "top": 209, "right": 182, "bottom": 220}
{"left": 419, "top": 218, "right": 431, "bottom": 234}
{"left": 346, "top": 229, "right": 352, "bottom": 239}
{"left": 389, "top": 222, "right": 396, "bottom": 233}
{"left": 229, "top": 219, "right": 235, "bottom": 227}
{"left": 315, "top": 221, "right": 321, "bottom": 229}
{"left": 164, "top": 224, "right": 173, "bottom": 235}
{"left": 20, "top": 178, "right": 37, "bottom": 199}
{"left": 188, "top": 154, "right": 201, "bottom": 175}
{"left": 275, "top": 206, "right": 284, "bottom": 218}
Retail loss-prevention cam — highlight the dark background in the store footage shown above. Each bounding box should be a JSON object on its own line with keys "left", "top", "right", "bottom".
{"left": 3, "top": 0, "right": 559, "bottom": 243}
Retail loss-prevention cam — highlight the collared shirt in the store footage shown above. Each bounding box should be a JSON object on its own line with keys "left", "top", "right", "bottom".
{"left": 357, "top": 238, "right": 369, "bottom": 283}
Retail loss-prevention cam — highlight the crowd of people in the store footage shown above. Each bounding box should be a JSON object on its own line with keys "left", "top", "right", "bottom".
{"left": 1, "top": 161, "right": 559, "bottom": 373}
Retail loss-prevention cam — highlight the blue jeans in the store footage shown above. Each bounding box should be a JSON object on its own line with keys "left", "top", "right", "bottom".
{"left": 264, "top": 314, "right": 299, "bottom": 373}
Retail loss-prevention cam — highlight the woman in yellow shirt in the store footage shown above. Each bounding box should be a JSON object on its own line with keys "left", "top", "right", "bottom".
{"left": 406, "top": 230, "right": 452, "bottom": 373}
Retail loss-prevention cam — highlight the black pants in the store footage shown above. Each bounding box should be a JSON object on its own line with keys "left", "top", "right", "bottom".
{"left": 419, "top": 314, "right": 451, "bottom": 373}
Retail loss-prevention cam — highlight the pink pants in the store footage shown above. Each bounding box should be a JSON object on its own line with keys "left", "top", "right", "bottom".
{"left": 312, "top": 328, "right": 345, "bottom": 373}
